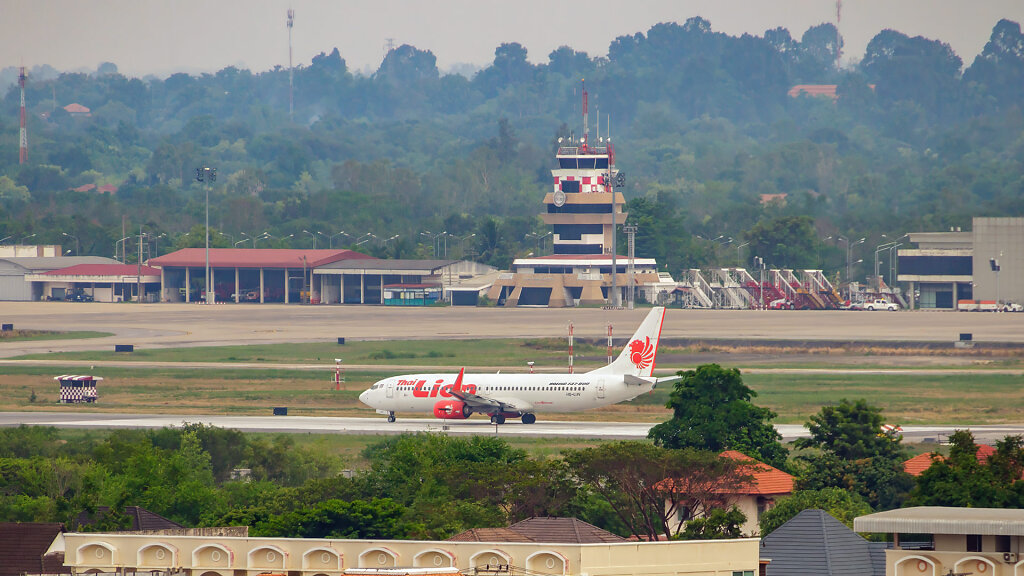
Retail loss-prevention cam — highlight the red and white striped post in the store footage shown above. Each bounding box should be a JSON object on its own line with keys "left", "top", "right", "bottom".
{"left": 334, "top": 358, "right": 343, "bottom": 390}
{"left": 607, "top": 324, "right": 613, "bottom": 365}
{"left": 568, "top": 322, "right": 574, "bottom": 374}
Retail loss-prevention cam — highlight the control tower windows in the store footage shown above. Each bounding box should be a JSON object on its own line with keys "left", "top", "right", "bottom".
{"left": 561, "top": 180, "right": 581, "bottom": 193}
{"left": 547, "top": 204, "right": 612, "bottom": 214}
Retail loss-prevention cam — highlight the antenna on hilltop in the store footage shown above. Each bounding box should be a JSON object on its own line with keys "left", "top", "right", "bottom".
{"left": 287, "top": 8, "right": 295, "bottom": 119}
{"left": 384, "top": 38, "right": 396, "bottom": 60}
{"left": 835, "top": 0, "right": 842, "bottom": 70}
{"left": 19, "top": 67, "right": 28, "bottom": 164}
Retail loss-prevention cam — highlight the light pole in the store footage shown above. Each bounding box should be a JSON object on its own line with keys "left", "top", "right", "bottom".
{"left": 196, "top": 166, "right": 216, "bottom": 304}
{"left": 754, "top": 256, "right": 765, "bottom": 309}
{"left": 356, "top": 233, "right": 376, "bottom": 247}
{"left": 834, "top": 236, "right": 865, "bottom": 288}
{"left": 234, "top": 239, "right": 249, "bottom": 247}
{"left": 62, "top": 232, "right": 79, "bottom": 256}
{"left": 330, "top": 231, "right": 351, "bottom": 249}
{"left": 253, "top": 232, "right": 271, "bottom": 248}
{"left": 151, "top": 233, "right": 166, "bottom": 258}
{"left": 302, "top": 229, "right": 321, "bottom": 249}
{"left": 888, "top": 243, "right": 903, "bottom": 290}
{"left": 457, "top": 233, "right": 475, "bottom": 259}
{"left": 875, "top": 241, "right": 899, "bottom": 291}
{"left": 219, "top": 231, "right": 233, "bottom": 246}
{"left": 114, "top": 236, "right": 131, "bottom": 263}
{"left": 20, "top": 233, "right": 35, "bottom": 245}
{"left": 420, "top": 231, "right": 445, "bottom": 258}
{"left": 736, "top": 241, "right": 750, "bottom": 266}
{"left": 0, "top": 235, "right": 11, "bottom": 244}
{"left": 239, "top": 232, "right": 254, "bottom": 248}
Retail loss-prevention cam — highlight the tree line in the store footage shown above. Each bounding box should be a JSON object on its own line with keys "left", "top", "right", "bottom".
{"left": 0, "top": 18, "right": 1022, "bottom": 277}
{"left": 2, "top": 364, "right": 1021, "bottom": 540}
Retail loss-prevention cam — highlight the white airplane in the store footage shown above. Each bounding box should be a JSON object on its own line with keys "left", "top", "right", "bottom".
{"left": 359, "top": 307, "right": 667, "bottom": 424}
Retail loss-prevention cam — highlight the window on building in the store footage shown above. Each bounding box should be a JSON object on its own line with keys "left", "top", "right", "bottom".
{"left": 732, "top": 571, "right": 754, "bottom": 576}
{"left": 967, "top": 534, "right": 982, "bottom": 552}
{"left": 560, "top": 180, "right": 581, "bottom": 193}
{"left": 996, "top": 535, "right": 1011, "bottom": 553}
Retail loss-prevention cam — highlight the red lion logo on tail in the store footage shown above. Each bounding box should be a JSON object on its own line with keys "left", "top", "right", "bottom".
{"left": 629, "top": 337, "right": 654, "bottom": 370}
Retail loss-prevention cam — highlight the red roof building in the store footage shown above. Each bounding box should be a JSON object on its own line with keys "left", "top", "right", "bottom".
{"left": 150, "top": 248, "right": 375, "bottom": 269}
{"left": 660, "top": 450, "right": 795, "bottom": 537}
{"left": 903, "top": 444, "right": 998, "bottom": 476}
{"left": 787, "top": 84, "right": 839, "bottom": 100}
{"left": 63, "top": 103, "right": 91, "bottom": 116}
{"left": 26, "top": 262, "right": 162, "bottom": 302}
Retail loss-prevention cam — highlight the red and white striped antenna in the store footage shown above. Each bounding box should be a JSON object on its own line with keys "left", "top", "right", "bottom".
{"left": 607, "top": 324, "right": 613, "bottom": 365}
{"left": 568, "top": 322, "right": 574, "bottom": 374}
{"left": 581, "top": 79, "right": 588, "bottom": 152}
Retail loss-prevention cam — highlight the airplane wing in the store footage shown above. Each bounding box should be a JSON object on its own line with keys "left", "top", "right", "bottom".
{"left": 448, "top": 368, "right": 533, "bottom": 413}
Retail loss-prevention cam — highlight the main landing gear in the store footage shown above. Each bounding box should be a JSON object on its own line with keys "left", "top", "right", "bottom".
{"left": 488, "top": 413, "right": 537, "bottom": 425}
{"left": 387, "top": 411, "right": 396, "bottom": 423}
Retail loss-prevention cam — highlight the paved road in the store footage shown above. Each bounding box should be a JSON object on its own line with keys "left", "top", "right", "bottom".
{"left": 2, "top": 412, "right": 1021, "bottom": 443}
{"left": 0, "top": 303, "right": 1022, "bottom": 360}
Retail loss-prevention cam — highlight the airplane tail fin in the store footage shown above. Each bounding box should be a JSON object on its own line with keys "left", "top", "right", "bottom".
{"left": 587, "top": 307, "right": 666, "bottom": 377}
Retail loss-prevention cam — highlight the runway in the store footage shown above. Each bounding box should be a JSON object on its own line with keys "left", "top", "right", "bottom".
{"left": 2, "top": 412, "right": 1021, "bottom": 443}
{"left": 0, "top": 303, "right": 1022, "bottom": 360}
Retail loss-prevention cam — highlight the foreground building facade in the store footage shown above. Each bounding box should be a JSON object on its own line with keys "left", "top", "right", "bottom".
{"left": 60, "top": 532, "right": 761, "bottom": 576}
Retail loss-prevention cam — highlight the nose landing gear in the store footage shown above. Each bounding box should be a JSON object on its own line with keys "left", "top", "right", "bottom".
{"left": 387, "top": 412, "right": 396, "bottom": 423}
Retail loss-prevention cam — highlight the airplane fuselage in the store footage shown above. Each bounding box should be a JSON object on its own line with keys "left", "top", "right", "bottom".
{"left": 360, "top": 372, "right": 653, "bottom": 415}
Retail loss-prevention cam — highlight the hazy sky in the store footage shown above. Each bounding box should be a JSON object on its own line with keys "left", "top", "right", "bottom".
{"left": 4, "top": 0, "right": 1023, "bottom": 77}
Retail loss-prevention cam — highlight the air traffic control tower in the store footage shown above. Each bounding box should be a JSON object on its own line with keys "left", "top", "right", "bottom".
{"left": 487, "top": 84, "right": 673, "bottom": 307}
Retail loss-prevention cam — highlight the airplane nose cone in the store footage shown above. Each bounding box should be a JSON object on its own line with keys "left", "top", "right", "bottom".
{"left": 358, "top": 390, "right": 369, "bottom": 405}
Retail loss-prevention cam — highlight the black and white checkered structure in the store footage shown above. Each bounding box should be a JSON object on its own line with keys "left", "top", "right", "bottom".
{"left": 55, "top": 375, "right": 102, "bottom": 403}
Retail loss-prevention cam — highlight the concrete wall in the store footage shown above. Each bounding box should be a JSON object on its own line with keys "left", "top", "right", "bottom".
{"left": 62, "top": 533, "right": 761, "bottom": 576}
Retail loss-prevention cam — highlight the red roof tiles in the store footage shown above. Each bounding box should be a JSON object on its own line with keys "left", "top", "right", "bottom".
{"left": 787, "top": 85, "right": 838, "bottom": 99}
{"left": 718, "top": 450, "right": 795, "bottom": 495}
{"left": 149, "top": 248, "right": 376, "bottom": 269}
{"left": 904, "top": 444, "right": 999, "bottom": 476}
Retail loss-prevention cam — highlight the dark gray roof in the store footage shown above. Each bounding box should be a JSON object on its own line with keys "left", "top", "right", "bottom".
{"left": 315, "top": 259, "right": 457, "bottom": 272}
{"left": 762, "top": 509, "right": 880, "bottom": 576}
{"left": 0, "top": 256, "right": 118, "bottom": 272}
{"left": 854, "top": 506, "right": 1024, "bottom": 535}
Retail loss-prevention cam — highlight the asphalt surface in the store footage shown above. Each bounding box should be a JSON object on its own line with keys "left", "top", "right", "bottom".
{"left": 1, "top": 303, "right": 1023, "bottom": 361}
{"left": 1, "top": 412, "right": 1021, "bottom": 443}
{"left": 0, "top": 302, "right": 1021, "bottom": 440}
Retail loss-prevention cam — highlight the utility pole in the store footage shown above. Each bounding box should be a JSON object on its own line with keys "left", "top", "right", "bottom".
{"left": 137, "top": 225, "right": 143, "bottom": 303}
{"left": 196, "top": 167, "right": 217, "bottom": 304}
{"left": 624, "top": 224, "right": 637, "bottom": 309}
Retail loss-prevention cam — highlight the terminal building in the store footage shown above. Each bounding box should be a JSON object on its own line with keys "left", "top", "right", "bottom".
{"left": 898, "top": 217, "right": 1023, "bottom": 309}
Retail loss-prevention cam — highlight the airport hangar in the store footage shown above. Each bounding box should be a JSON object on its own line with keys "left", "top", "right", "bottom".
{"left": 148, "top": 248, "right": 496, "bottom": 305}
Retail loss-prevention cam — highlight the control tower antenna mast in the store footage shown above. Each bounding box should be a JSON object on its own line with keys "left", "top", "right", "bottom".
{"left": 19, "top": 67, "right": 27, "bottom": 164}
{"left": 581, "top": 79, "right": 588, "bottom": 151}
{"left": 287, "top": 8, "right": 295, "bottom": 119}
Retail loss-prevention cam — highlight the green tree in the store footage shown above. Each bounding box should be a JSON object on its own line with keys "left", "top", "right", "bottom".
{"left": 648, "top": 364, "right": 788, "bottom": 469}
{"left": 679, "top": 506, "right": 746, "bottom": 540}
{"left": 758, "top": 488, "right": 871, "bottom": 536}
{"left": 908, "top": 431, "right": 1024, "bottom": 508}
{"left": 563, "top": 441, "right": 746, "bottom": 541}
{"left": 795, "top": 399, "right": 913, "bottom": 510}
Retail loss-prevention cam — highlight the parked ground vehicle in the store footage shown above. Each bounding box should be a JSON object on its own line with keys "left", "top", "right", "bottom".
{"left": 768, "top": 298, "right": 795, "bottom": 310}
{"left": 1002, "top": 302, "right": 1023, "bottom": 312}
{"left": 863, "top": 298, "right": 898, "bottom": 311}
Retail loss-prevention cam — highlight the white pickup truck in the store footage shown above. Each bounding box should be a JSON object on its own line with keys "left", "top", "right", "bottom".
{"left": 863, "top": 298, "right": 899, "bottom": 311}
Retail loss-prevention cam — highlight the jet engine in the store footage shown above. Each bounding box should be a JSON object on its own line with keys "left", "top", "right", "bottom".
{"left": 433, "top": 400, "right": 471, "bottom": 419}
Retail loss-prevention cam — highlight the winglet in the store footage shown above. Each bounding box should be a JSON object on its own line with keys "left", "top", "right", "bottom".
{"left": 452, "top": 367, "right": 465, "bottom": 393}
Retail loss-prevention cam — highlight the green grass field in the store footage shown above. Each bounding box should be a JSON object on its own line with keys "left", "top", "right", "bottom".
{"left": 0, "top": 330, "right": 111, "bottom": 342}
{"left": 6, "top": 360, "right": 1022, "bottom": 425}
